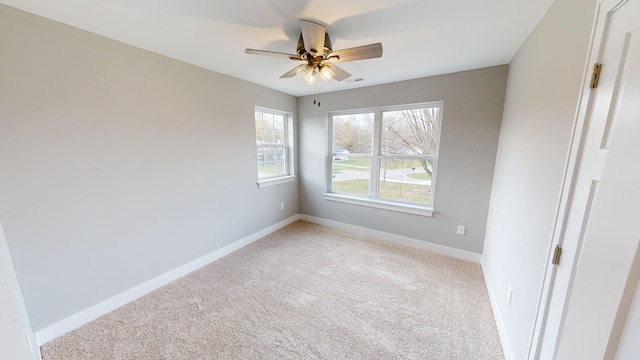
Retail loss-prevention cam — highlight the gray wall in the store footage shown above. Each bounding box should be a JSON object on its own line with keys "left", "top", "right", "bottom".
{"left": 298, "top": 66, "right": 508, "bottom": 254}
{"left": 481, "top": 0, "right": 597, "bottom": 358}
{"left": 0, "top": 5, "right": 298, "bottom": 331}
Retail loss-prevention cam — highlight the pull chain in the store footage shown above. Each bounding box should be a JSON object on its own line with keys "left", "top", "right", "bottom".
{"left": 312, "top": 81, "right": 320, "bottom": 107}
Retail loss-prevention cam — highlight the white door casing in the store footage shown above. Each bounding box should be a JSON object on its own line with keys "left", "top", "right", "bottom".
{"left": 530, "top": 0, "right": 640, "bottom": 358}
{"left": 0, "top": 218, "right": 40, "bottom": 359}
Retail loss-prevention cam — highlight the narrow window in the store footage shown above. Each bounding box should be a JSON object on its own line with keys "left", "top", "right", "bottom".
{"left": 255, "top": 107, "right": 294, "bottom": 187}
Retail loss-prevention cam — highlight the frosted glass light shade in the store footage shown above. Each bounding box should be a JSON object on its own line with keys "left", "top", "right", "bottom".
{"left": 319, "top": 65, "right": 335, "bottom": 83}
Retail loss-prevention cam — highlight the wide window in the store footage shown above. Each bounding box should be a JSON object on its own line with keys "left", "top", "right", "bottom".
{"left": 326, "top": 102, "right": 442, "bottom": 216}
{"left": 255, "top": 107, "right": 294, "bottom": 187}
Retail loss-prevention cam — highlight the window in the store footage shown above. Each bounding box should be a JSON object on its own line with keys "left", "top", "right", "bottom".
{"left": 255, "top": 107, "right": 294, "bottom": 187}
{"left": 325, "top": 102, "right": 442, "bottom": 216}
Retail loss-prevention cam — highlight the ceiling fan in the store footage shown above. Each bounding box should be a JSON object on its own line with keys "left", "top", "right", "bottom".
{"left": 245, "top": 19, "right": 383, "bottom": 86}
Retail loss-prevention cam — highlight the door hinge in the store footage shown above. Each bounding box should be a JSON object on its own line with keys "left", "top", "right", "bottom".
{"left": 552, "top": 245, "right": 563, "bottom": 265}
{"left": 589, "top": 63, "right": 603, "bottom": 89}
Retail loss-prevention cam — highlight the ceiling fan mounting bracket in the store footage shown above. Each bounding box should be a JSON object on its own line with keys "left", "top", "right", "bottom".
{"left": 296, "top": 33, "right": 332, "bottom": 59}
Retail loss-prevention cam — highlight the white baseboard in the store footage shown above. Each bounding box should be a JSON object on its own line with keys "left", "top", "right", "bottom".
{"left": 481, "top": 256, "right": 514, "bottom": 360}
{"left": 299, "top": 215, "right": 482, "bottom": 263}
{"left": 35, "top": 214, "right": 484, "bottom": 347}
{"left": 35, "top": 215, "right": 300, "bottom": 346}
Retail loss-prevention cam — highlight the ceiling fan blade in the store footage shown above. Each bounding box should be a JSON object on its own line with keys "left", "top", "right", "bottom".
{"left": 329, "top": 43, "right": 383, "bottom": 62}
{"left": 324, "top": 63, "right": 351, "bottom": 81}
{"left": 300, "top": 19, "right": 326, "bottom": 56}
{"left": 245, "top": 48, "right": 302, "bottom": 61}
{"left": 280, "top": 65, "right": 305, "bottom": 78}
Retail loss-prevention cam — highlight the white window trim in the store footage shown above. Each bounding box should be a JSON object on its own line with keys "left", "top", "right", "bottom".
{"left": 323, "top": 192, "right": 434, "bottom": 217}
{"left": 255, "top": 106, "right": 295, "bottom": 188}
{"left": 326, "top": 102, "right": 442, "bottom": 214}
{"left": 257, "top": 175, "right": 296, "bottom": 189}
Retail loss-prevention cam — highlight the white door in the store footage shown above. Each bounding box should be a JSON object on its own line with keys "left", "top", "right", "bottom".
{"left": 616, "top": 281, "right": 640, "bottom": 358}
{"left": 0, "top": 219, "right": 40, "bottom": 360}
{"left": 531, "top": 0, "right": 640, "bottom": 358}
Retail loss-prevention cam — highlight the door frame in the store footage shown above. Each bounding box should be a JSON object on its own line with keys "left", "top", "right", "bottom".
{"left": 0, "top": 218, "right": 40, "bottom": 360}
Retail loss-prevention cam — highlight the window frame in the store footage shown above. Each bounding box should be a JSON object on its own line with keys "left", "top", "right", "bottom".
{"left": 324, "top": 102, "right": 443, "bottom": 217}
{"left": 255, "top": 106, "right": 295, "bottom": 188}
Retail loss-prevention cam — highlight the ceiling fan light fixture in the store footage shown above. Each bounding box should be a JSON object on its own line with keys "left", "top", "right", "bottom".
{"left": 246, "top": 19, "right": 382, "bottom": 87}
{"left": 302, "top": 69, "right": 317, "bottom": 86}
{"left": 303, "top": 64, "right": 315, "bottom": 75}
{"left": 319, "top": 65, "right": 335, "bottom": 83}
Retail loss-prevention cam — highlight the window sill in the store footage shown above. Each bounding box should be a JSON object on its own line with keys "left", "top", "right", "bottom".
{"left": 323, "top": 193, "right": 434, "bottom": 217}
{"left": 257, "top": 175, "right": 296, "bottom": 189}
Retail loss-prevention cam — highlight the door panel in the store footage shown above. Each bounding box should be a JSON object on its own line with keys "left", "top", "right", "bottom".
{"left": 554, "top": 1, "right": 640, "bottom": 357}
{"left": 534, "top": 0, "right": 633, "bottom": 357}
{"left": 616, "top": 264, "right": 640, "bottom": 359}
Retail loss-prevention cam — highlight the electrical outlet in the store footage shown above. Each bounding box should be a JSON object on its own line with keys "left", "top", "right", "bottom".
{"left": 280, "top": 202, "right": 284, "bottom": 210}
{"left": 507, "top": 285, "right": 513, "bottom": 306}
{"left": 456, "top": 225, "right": 466, "bottom": 235}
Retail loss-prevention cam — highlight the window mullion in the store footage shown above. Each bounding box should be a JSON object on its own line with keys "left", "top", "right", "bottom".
{"left": 370, "top": 109, "right": 383, "bottom": 198}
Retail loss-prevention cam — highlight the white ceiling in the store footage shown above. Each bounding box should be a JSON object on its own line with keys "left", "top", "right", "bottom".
{"left": 1, "top": 0, "right": 556, "bottom": 97}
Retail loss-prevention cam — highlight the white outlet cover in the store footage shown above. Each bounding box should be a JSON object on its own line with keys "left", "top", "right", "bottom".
{"left": 456, "top": 225, "right": 466, "bottom": 235}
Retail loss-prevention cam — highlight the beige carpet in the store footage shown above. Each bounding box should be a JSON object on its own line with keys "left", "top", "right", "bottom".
{"left": 41, "top": 221, "right": 504, "bottom": 359}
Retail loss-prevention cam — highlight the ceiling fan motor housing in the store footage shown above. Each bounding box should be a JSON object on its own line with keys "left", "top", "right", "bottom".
{"left": 297, "top": 33, "right": 333, "bottom": 59}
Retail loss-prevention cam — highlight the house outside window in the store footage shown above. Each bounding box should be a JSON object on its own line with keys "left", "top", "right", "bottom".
{"left": 325, "top": 102, "right": 443, "bottom": 216}
{"left": 255, "top": 107, "right": 294, "bottom": 188}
